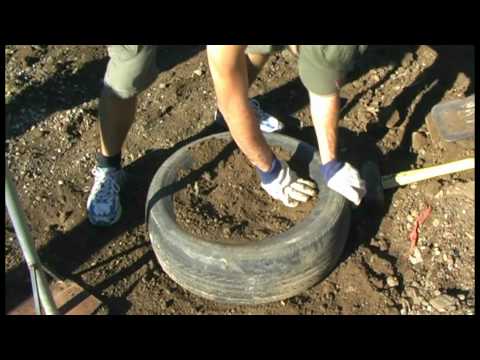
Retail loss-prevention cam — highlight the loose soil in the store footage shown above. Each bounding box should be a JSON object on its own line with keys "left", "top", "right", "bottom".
{"left": 173, "top": 138, "right": 317, "bottom": 244}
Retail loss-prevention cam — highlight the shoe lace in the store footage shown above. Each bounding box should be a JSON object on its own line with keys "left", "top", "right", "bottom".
{"left": 91, "top": 168, "right": 120, "bottom": 203}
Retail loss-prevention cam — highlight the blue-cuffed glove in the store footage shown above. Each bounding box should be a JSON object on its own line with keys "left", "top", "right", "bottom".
{"left": 258, "top": 158, "right": 317, "bottom": 208}
{"left": 320, "top": 160, "right": 366, "bottom": 206}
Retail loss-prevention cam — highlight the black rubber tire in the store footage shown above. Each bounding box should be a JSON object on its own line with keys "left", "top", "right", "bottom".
{"left": 146, "top": 132, "right": 350, "bottom": 305}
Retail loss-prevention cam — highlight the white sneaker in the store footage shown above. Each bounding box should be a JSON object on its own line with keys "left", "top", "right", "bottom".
{"left": 249, "top": 99, "right": 285, "bottom": 133}
{"left": 214, "top": 99, "right": 284, "bottom": 133}
{"left": 87, "top": 166, "right": 126, "bottom": 226}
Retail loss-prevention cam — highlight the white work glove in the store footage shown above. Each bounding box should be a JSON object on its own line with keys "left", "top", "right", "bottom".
{"left": 259, "top": 159, "right": 317, "bottom": 208}
{"left": 320, "top": 160, "right": 366, "bottom": 206}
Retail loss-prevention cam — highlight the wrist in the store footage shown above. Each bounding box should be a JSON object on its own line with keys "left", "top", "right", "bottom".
{"left": 257, "top": 157, "right": 281, "bottom": 184}
{"left": 320, "top": 153, "right": 336, "bottom": 165}
{"left": 320, "top": 159, "right": 344, "bottom": 183}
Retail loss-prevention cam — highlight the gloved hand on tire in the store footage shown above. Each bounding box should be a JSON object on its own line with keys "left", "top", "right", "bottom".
{"left": 320, "top": 159, "right": 366, "bottom": 206}
{"left": 258, "top": 158, "right": 317, "bottom": 207}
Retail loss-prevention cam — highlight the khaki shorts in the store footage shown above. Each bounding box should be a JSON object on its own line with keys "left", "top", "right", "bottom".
{"left": 245, "top": 45, "right": 287, "bottom": 54}
{"left": 104, "top": 45, "right": 159, "bottom": 99}
{"left": 103, "top": 45, "right": 287, "bottom": 98}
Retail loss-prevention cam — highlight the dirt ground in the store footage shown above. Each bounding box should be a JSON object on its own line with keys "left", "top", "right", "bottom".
{"left": 5, "top": 45, "right": 475, "bottom": 315}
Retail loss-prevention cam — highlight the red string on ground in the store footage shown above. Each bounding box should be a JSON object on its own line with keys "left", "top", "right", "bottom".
{"left": 408, "top": 205, "right": 432, "bottom": 255}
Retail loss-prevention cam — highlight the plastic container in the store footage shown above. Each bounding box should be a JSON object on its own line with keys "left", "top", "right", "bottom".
{"left": 431, "top": 95, "right": 475, "bottom": 142}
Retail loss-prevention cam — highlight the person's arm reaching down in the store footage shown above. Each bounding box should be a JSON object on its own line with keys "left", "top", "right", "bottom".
{"left": 207, "top": 45, "right": 317, "bottom": 207}
{"left": 309, "top": 91, "right": 366, "bottom": 206}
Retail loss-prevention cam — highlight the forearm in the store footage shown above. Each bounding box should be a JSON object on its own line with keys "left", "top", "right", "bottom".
{"left": 221, "top": 100, "right": 274, "bottom": 172}
{"left": 309, "top": 92, "right": 340, "bottom": 165}
{"left": 208, "top": 45, "right": 274, "bottom": 171}
{"left": 310, "top": 91, "right": 365, "bottom": 205}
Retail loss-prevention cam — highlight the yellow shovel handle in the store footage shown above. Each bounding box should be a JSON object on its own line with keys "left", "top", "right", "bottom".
{"left": 382, "top": 158, "right": 475, "bottom": 190}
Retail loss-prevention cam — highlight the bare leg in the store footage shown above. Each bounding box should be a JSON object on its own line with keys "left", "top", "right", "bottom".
{"left": 98, "top": 87, "right": 137, "bottom": 157}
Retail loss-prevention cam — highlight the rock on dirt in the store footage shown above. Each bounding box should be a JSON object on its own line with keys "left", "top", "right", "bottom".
{"left": 429, "top": 294, "right": 457, "bottom": 312}
{"left": 386, "top": 276, "right": 400, "bottom": 288}
{"left": 445, "top": 181, "right": 475, "bottom": 202}
{"left": 385, "top": 110, "right": 401, "bottom": 129}
{"left": 193, "top": 69, "right": 203, "bottom": 77}
{"left": 411, "top": 131, "right": 428, "bottom": 152}
{"left": 409, "top": 248, "right": 424, "bottom": 265}
{"left": 422, "top": 180, "right": 443, "bottom": 200}
{"left": 366, "top": 253, "right": 395, "bottom": 276}
{"left": 405, "top": 286, "right": 422, "bottom": 306}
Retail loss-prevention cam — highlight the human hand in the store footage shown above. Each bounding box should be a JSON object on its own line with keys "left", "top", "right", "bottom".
{"left": 259, "top": 159, "right": 317, "bottom": 207}
{"left": 320, "top": 160, "right": 366, "bottom": 206}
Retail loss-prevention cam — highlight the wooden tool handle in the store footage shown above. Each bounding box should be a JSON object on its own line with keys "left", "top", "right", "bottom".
{"left": 381, "top": 158, "right": 475, "bottom": 189}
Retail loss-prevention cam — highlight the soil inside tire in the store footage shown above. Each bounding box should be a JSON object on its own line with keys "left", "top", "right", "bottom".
{"left": 173, "top": 138, "right": 317, "bottom": 245}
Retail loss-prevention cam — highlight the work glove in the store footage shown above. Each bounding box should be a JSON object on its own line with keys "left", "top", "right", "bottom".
{"left": 258, "top": 158, "right": 317, "bottom": 208}
{"left": 320, "top": 160, "right": 366, "bottom": 206}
